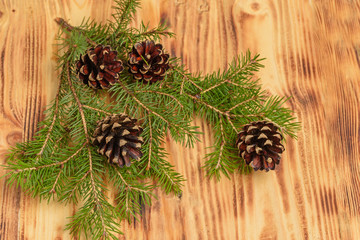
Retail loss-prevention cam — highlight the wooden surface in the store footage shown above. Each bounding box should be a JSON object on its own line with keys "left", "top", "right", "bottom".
{"left": 1, "top": 0, "right": 360, "bottom": 239}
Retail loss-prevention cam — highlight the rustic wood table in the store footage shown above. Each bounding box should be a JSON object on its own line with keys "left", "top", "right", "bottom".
{"left": 1, "top": 0, "right": 359, "bottom": 239}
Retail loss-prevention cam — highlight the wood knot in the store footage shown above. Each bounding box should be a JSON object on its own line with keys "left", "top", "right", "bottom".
{"left": 6, "top": 131, "right": 22, "bottom": 146}
{"left": 174, "top": 0, "right": 185, "bottom": 5}
{"left": 251, "top": 2, "right": 260, "bottom": 11}
{"left": 199, "top": 2, "right": 209, "bottom": 13}
{"left": 234, "top": 0, "right": 266, "bottom": 16}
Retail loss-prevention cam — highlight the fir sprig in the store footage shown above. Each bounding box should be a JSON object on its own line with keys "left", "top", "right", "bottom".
{"left": 3, "top": 0, "right": 299, "bottom": 239}
{"left": 166, "top": 53, "right": 299, "bottom": 178}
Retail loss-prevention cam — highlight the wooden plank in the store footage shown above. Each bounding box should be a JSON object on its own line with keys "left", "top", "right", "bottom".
{"left": 1, "top": 0, "right": 360, "bottom": 239}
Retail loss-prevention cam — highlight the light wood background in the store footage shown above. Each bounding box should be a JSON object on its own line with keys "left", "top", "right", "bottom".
{"left": 1, "top": 0, "right": 360, "bottom": 239}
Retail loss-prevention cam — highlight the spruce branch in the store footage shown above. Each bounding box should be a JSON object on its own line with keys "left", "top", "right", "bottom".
{"left": 138, "top": 115, "right": 185, "bottom": 195}
{"left": 135, "top": 21, "right": 175, "bottom": 39}
{"left": 200, "top": 78, "right": 229, "bottom": 94}
{"left": 185, "top": 92, "right": 262, "bottom": 119}
{"left": 136, "top": 90, "right": 184, "bottom": 108}
{"left": 66, "top": 63, "right": 89, "bottom": 140}
{"left": 3, "top": 0, "right": 300, "bottom": 238}
{"left": 226, "top": 115, "right": 239, "bottom": 133}
{"left": 54, "top": 17, "right": 74, "bottom": 32}
{"left": 176, "top": 68, "right": 203, "bottom": 94}
{"left": 161, "top": 167, "right": 176, "bottom": 188}
{"left": 114, "top": 167, "right": 150, "bottom": 194}
{"left": 168, "top": 52, "right": 299, "bottom": 178}
{"left": 109, "top": 166, "right": 154, "bottom": 222}
{"left": 50, "top": 168, "right": 63, "bottom": 194}
{"left": 67, "top": 170, "right": 91, "bottom": 200}
{"left": 83, "top": 105, "right": 113, "bottom": 115}
{"left": 146, "top": 115, "right": 153, "bottom": 170}
{"left": 49, "top": 135, "right": 66, "bottom": 156}
{"left": 149, "top": 157, "right": 184, "bottom": 195}
{"left": 65, "top": 63, "right": 108, "bottom": 235}
{"left": 114, "top": 80, "right": 199, "bottom": 147}
{"left": 227, "top": 96, "right": 258, "bottom": 113}
{"left": 216, "top": 114, "right": 225, "bottom": 169}
{"left": 14, "top": 143, "right": 85, "bottom": 173}
{"left": 112, "top": 0, "right": 140, "bottom": 30}
{"left": 55, "top": 17, "right": 97, "bottom": 46}
{"left": 37, "top": 77, "right": 62, "bottom": 157}
{"left": 111, "top": 21, "right": 175, "bottom": 44}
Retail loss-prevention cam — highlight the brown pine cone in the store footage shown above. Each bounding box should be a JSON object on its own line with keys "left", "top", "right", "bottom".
{"left": 76, "top": 45, "right": 124, "bottom": 89}
{"left": 236, "top": 121, "right": 284, "bottom": 171}
{"left": 128, "top": 40, "right": 170, "bottom": 83}
{"left": 92, "top": 114, "right": 143, "bottom": 167}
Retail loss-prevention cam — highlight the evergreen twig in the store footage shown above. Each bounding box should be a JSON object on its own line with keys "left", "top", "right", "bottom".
{"left": 65, "top": 63, "right": 107, "bottom": 235}
{"left": 15, "top": 143, "right": 85, "bottom": 173}
{"left": 83, "top": 105, "right": 113, "bottom": 115}
{"left": 3, "top": 0, "right": 299, "bottom": 239}
{"left": 117, "top": 80, "right": 195, "bottom": 138}
{"left": 38, "top": 78, "right": 62, "bottom": 157}
{"left": 55, "top": 17, "right": 97, "bottom": 46}
{"left": 146, "top": 115, "right": 153, "bottom": 170}
{"left": 216, "top": 114, "right": 225, "bottom": 169}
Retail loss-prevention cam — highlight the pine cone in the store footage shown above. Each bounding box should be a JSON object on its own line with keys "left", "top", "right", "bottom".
{"left": 236, "top": 121, "right": 284, "bottom": 171}
{"left": 128, "top": 40, "right": 170, "bottom": 83}
{"left": 76, "top": 45, "right": 124, "bottom": 89}
{"left": 92, "top": 114, "right": 143, "bottom": 167}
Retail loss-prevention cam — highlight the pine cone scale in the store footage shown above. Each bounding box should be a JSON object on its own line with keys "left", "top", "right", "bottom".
{"left": 144, "top": 40, "right": 154, "bottom": 54}
{"left": 121, "top": 149, "right": 131, "bottom": 166}
{"left": 79, "top": 65, "right": 89, "bottom": 75}
{"left": 96, "top": 135, "right": 104, "bottom": 143}
{"left": 111, "top": 147, "right": 121, "bottom": 164}
{"left": 134, "top": 42, "right": 144, "bottom": 55}
{"left": 124, "top": 135, "right": 143, "bottom": 143}
{"left": 129, "top": 65, "right": 139, "bottom": 73}
{"left": 268, "top": 145, "right": 284, "bottom": 153}
{"left": 110, "top": 62, "right": 124, "bottom": 72}
{"left": 250, "top": 155, "right": 262, "bottom": 169}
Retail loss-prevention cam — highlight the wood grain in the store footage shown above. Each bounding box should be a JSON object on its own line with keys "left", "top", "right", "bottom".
{"left": 1, "top": 0, "right": 360, "bottom": 239}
